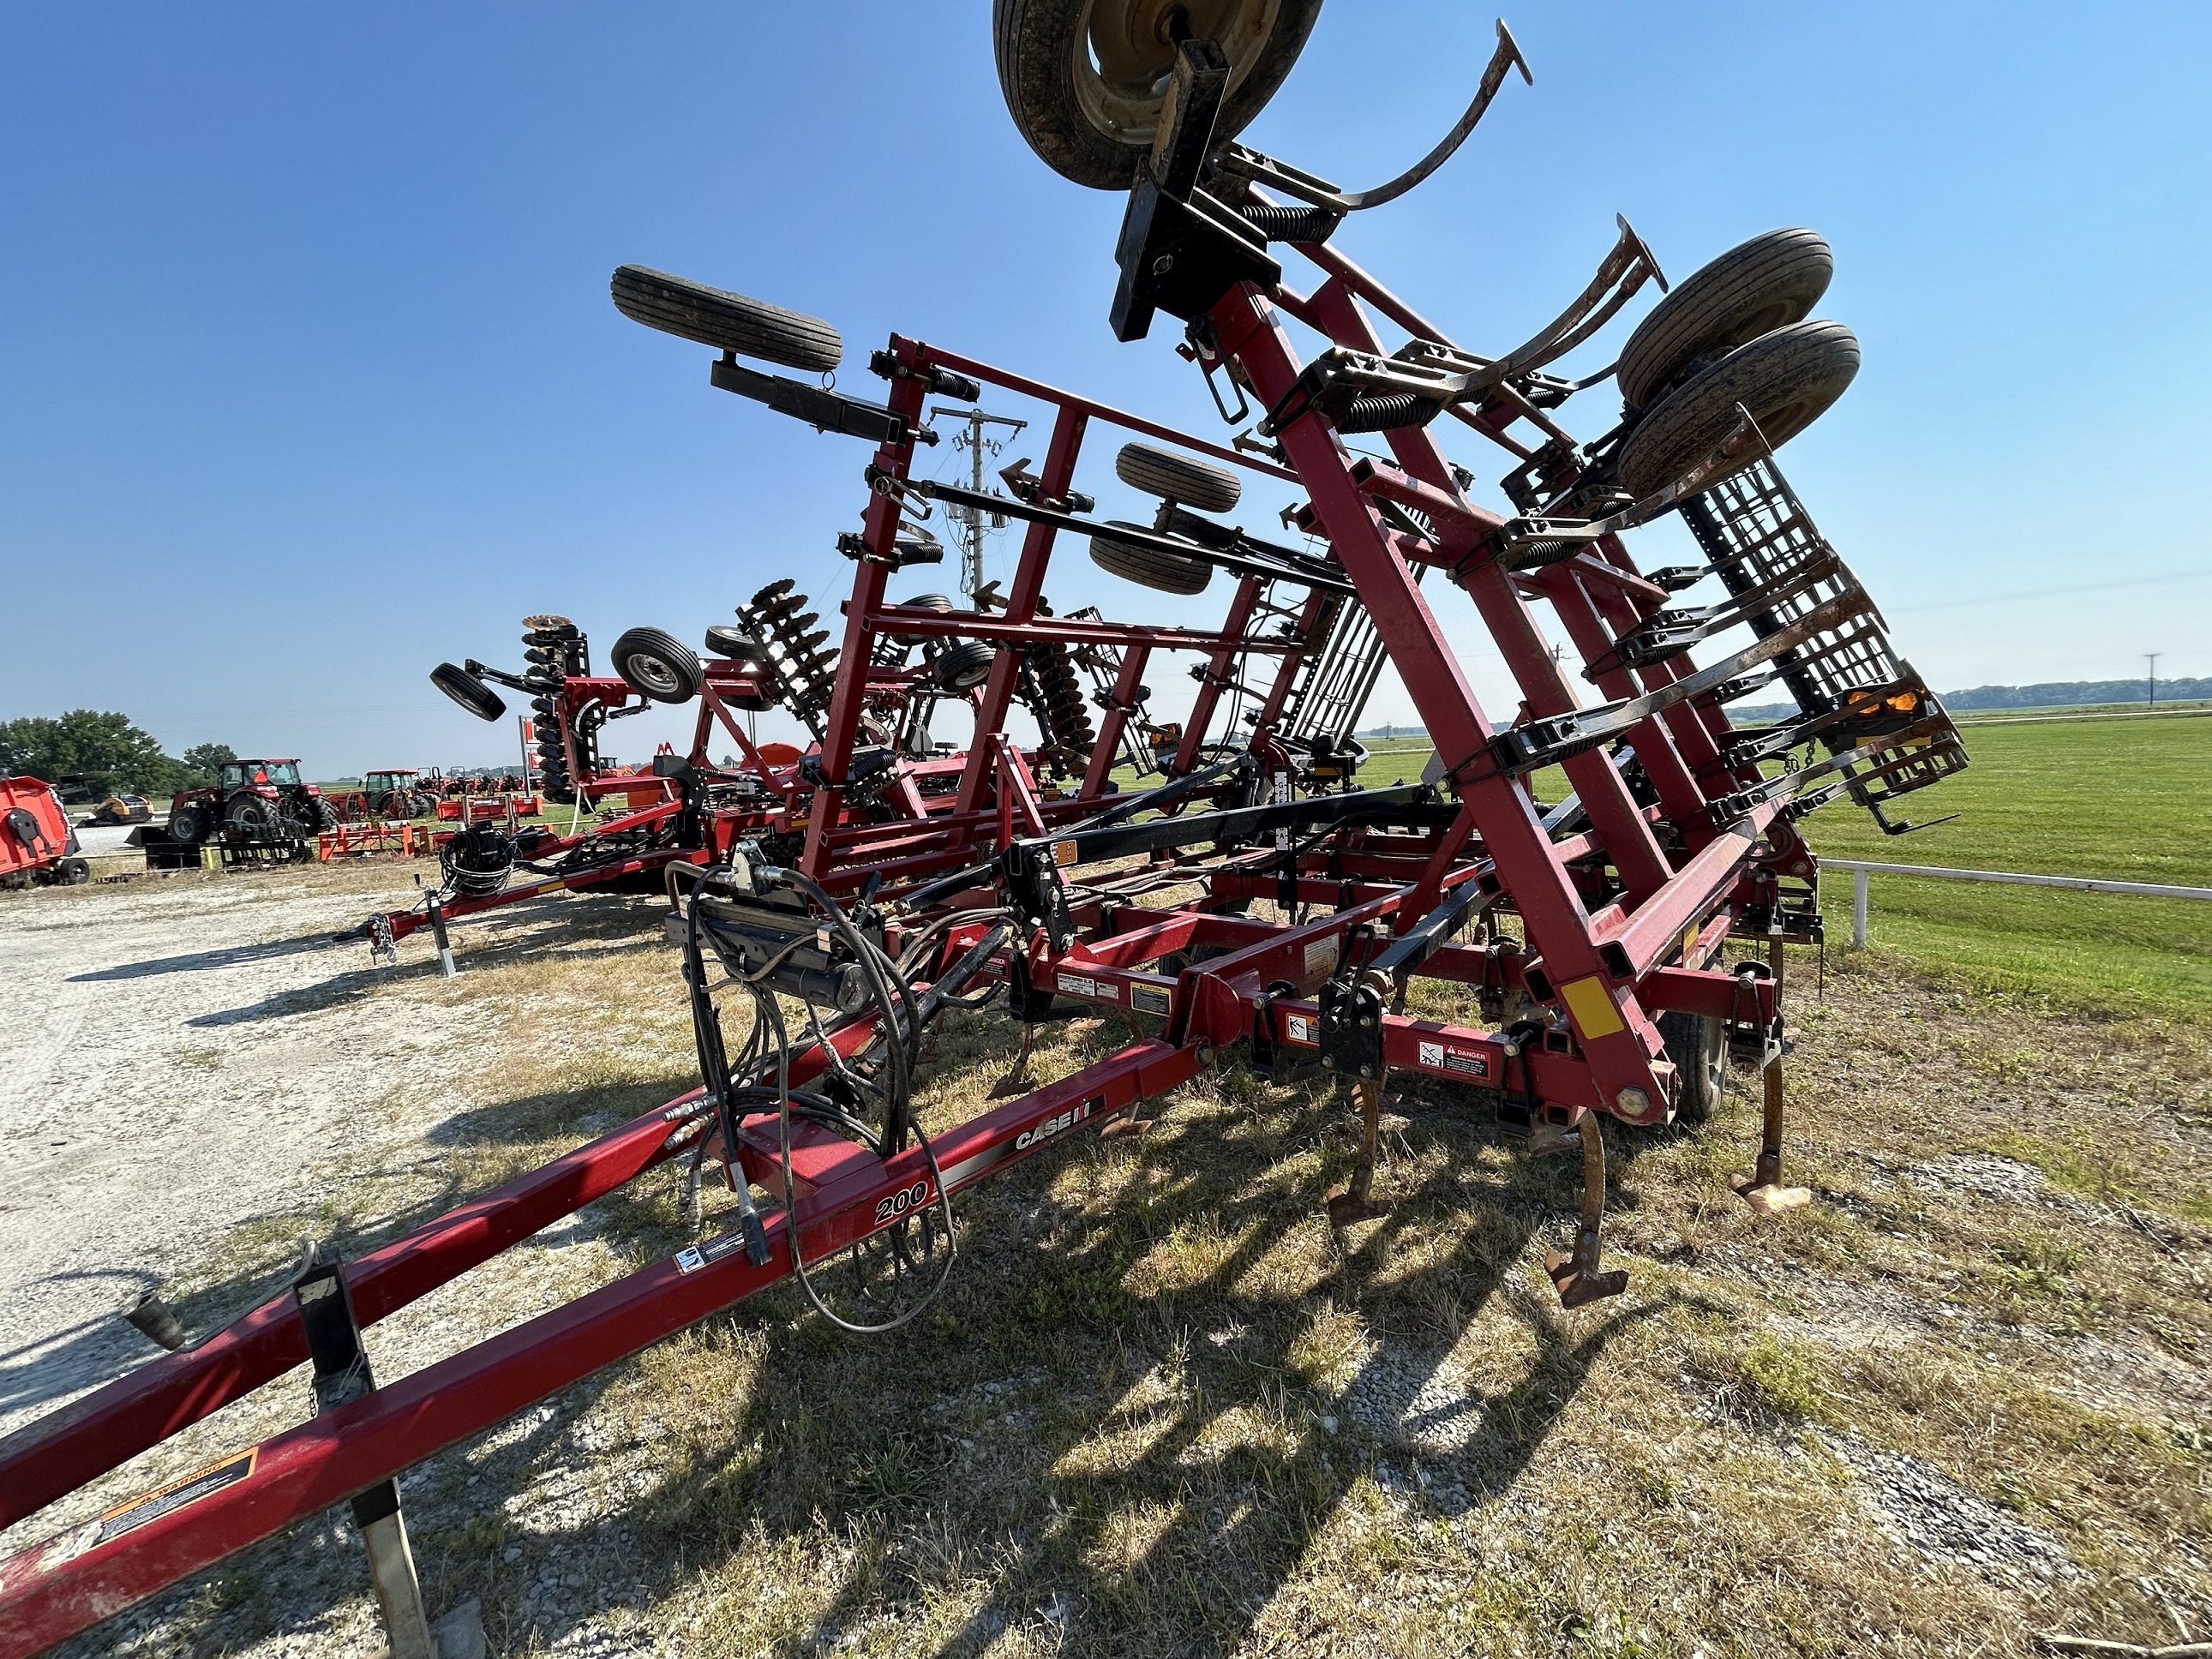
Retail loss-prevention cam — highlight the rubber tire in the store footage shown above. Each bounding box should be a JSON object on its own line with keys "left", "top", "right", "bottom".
{"left": 610, "top": 626, "right": 704, "bottom": 704}
{"left": 1115, "top": 441, "right": 1242, "bottom": 512}
{"left": 890, "top": 593, "right": 955, "bottom": 646}
{"left": 1660, "top": 1010, "right": 1725, "bottom": 1127}
{"left": 57, "top": 857, "right": 90, "bottom": 884}
{"left": 933, "top": 640, "right": 998, "bottom": 692}
{"left": 432, "top": 662, "right": 507, "bottom": 722}
{"left": 1615, "top": 320, "right": 1861, "bottom": 500}
{"left": 610, "top": 265, "right": 842, "bottom": 373}
{"left": 225, "top": 793, "right": 283, "bottom": 834}
{"left": 1616, "top": 229, "right": 1833, "bottom": 411}
{"left": 704, "top": 626, "right": 767, "bottom": 663}
{"left": 993, "top": 0, "right": 1325, "bottom": 190}
{"left": 311, "top": 798, "right": 339, "bottom": 833}
{"left": 1089, "top": 523, "right": 1213, "bottom": 596}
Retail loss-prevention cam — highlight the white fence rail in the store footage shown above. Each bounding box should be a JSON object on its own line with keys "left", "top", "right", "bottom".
{"left": 1822, "top": 859, "right": 2212, "bottom": 948}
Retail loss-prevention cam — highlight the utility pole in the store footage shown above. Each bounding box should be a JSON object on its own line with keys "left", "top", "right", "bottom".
{"left": 930, "top": 404, "right": 1027, "bottom": 603}
{"left": 2147, "top": 652, "right": 2160, "bottom": 710}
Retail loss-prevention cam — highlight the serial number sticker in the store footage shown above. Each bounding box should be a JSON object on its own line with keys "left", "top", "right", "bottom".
{"left": 1285, "top": 1014, "right": 1316, "bottom": 1045}
{"left": 97, "top": 1449, "right": 258, "bottom": 1544}
{"left": 1057, "top": 972, "right": 1115, "bottom": 1002}
{"left": 1303, "top": 937, "right": 1339, "bottom": 978}
{"left": 1416, "top": 1041, "right": 1492, "bottom": 1080}
{"left": 1130, "top": 983, "right": 1171, "bottom": 1015}
{"left": 674, "top": 1231, "right": 755, "bottom": 1275}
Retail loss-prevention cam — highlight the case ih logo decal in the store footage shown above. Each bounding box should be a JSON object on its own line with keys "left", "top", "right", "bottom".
{"left": 1016, "top": 1099, "right": 1094, "bottom": 1149}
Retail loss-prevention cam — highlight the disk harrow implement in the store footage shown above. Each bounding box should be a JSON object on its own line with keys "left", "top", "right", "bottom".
{"left": 3, "top": 9, "right": 1969, "bottom": 1653}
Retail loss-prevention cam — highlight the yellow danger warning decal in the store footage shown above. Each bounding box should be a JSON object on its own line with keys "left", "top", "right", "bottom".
{"left": 1558, "top": 975, "right": 1627, "bottom": 1040}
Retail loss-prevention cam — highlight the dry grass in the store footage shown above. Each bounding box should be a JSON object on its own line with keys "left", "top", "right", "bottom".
{"left": 58, "top": 865, "right": 2212, "bottom": 1657}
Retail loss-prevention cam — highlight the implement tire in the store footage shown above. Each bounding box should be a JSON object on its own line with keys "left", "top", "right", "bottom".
{"left": 1616, "top": 320, "right": 1860, "bottom": 500}
{"left": 1115, "top": 441, "right": 1242, "bottom": 512}
{"left": 610, "top": 266, "right": 842, "bottom": 372}
{"left": 610, "top": 626, "right": 704, "bottom": 704}
{"left": 1089, "top": 523, "right": 1213, "bottom": 596}
{"left": 1660, "top": 1011, "right": 1725, "bottom": 1127}
{"left": 992, "top": 0, "right": 1324, "bottom": 189}
{"left": 432, "top": 662, "right": 507, "bottom": 722}
{"left": 1617, "top": 228, "right": 1833, "bottom": 411}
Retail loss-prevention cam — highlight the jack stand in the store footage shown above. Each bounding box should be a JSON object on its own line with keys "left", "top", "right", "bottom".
{"left": 1730, "top": 1051, "right": 1812, "bottom": 1215}
{"left": 1544, "top": 1115, "right": 1629, "bottom": 1307}
{"left": 425, "top": 891, "right": 458, "bottom": 979}
{"left": 293, "top": 1255, "right": 485, "bottom": 1659}
{"left": 1326, "top": 1079, "right": 1390, "bottom": 1226}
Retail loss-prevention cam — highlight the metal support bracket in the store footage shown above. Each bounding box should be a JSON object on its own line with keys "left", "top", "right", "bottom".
{"left": 293, "top": 1256, "right": 485, "bottom": 1659}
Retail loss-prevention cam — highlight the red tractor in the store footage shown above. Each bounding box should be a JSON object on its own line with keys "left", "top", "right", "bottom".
{"left": 167, "top": 758, "right": 338, "bottom": 845}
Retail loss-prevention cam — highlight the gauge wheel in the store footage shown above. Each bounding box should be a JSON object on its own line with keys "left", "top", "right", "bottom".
{"left": 610, "top": 266, "right": 842, "bottom": 372}
{"left": 1660, "top": 1011, "right": 1726, "bottom": 1127}
{"left": 1616, "top": 228, "right": 1834, "bottom": 411}
{"left": 1089, "top": 523, "right": 1213, "bottom": 596}
{"left": 993, "top": 0, "right": 1325, "bottom": 189}
{"left": 704, "top": 626, "right": 769, "bottom": 664}
{"left": 610, "top": 626, "right": 704, "bottom": 703}
{"left": 1615, "top": 320, "right": 1860, "bottom": 500}
{"left": 1115, "top": 441, "right": 1242, "bottom": 512}
{"left": 933, "top": 640, "right": 1000, "bottom": 692}
{"left": 431, "top": 662, "right": 507, "bottom": 722}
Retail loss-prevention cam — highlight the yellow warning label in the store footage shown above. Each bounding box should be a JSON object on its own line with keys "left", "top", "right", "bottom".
{"left": 1559, "top": 975, "right": 1627, "bottom": 1040}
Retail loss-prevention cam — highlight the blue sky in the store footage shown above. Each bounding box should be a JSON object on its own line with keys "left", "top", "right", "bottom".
{"left": 3, "top": 2, "right": 2207, "bottom": 775}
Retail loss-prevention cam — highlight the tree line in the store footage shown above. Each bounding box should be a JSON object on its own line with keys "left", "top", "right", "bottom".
{"left": 0, "top": 710, "right": 235, "bottom": 799}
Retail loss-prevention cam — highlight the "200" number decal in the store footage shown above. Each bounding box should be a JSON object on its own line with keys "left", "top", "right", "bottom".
{"left": 873, "top": 1180, "right": 932, "bottom": 1225}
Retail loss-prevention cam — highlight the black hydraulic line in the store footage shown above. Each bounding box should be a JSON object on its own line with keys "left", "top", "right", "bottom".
{"left": 1064, "top": 753, "right": 1249, "bottom": 834}
{"left": 1024, "top": 783, "right": 1449, "bottom": 867}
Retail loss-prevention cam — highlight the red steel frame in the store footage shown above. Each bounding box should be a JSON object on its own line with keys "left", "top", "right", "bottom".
{"left": 2, "top": 189, "right": 1831, "bottom": 1655}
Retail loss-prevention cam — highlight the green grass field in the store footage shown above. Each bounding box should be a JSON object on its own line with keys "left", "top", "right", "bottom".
{"left": 1330, "top": 715, "right": 2212, "bottom": 1022}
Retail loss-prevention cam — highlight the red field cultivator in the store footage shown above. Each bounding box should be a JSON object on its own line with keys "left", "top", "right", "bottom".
{"left": 0, "top": 9, "right": 1968, "bottom": 1652}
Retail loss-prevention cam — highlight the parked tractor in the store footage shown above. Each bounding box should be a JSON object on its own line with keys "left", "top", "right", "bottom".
{"left": 167, "top": 758, "right": 338, "bottom": 844}
{"left": 1, "top": 776, "right": 90, "bottom": 889}
{"left": 363, "top": 770, "right": 436, "bottom": 818}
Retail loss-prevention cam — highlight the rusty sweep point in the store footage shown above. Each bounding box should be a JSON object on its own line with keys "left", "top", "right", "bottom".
{"left": 1325, "top": 1187, "right": 1389, "bottom": 1228}
{"left": 1545, "top": 1248, "right": 1628, "bottom": 1308}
